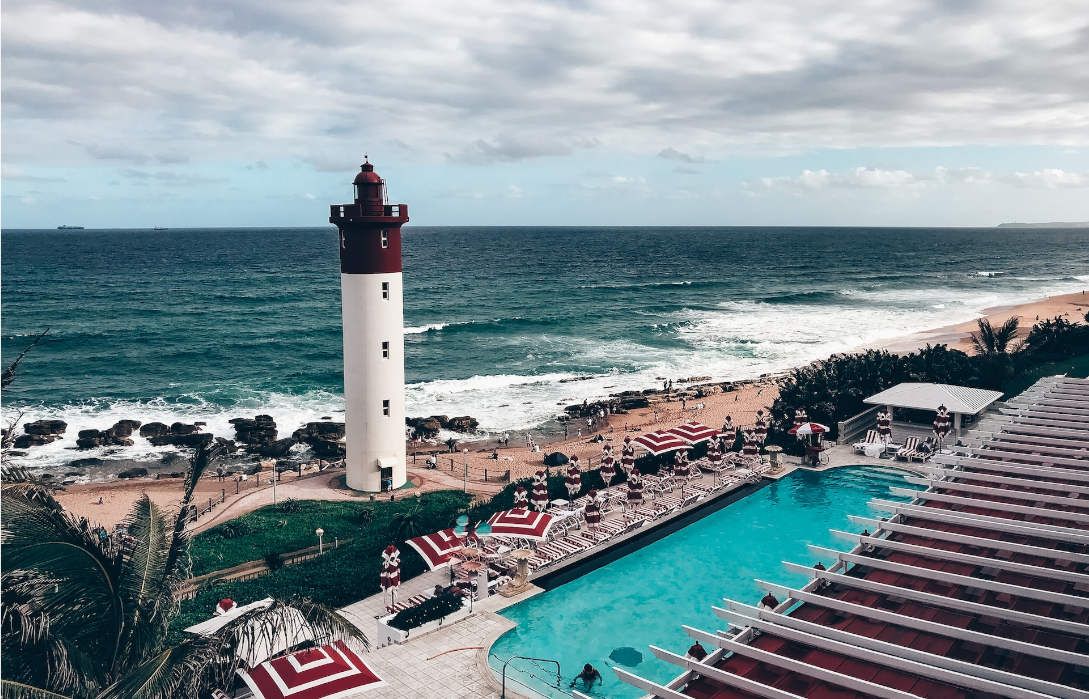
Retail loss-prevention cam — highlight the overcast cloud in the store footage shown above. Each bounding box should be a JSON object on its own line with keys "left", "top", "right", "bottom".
{"left": 2, "top": 0, "right": 1088, "bottom": 226}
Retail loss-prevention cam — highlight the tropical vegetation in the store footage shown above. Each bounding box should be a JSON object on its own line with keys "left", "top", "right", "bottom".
{"left": 0, "top": 448, "right": 365, "bottom": 699}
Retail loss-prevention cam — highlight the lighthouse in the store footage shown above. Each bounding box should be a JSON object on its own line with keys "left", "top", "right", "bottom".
{"left": 329, "top": 159, "right": 410, "bottom": 492}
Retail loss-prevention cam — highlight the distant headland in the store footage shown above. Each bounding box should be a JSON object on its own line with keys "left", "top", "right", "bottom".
{"left": 997, "top": 221, "right": 1089, "bottom": 228}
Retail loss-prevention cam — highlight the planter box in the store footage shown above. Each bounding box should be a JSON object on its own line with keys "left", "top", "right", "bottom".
{"left": 375, "top": 598, "right": 470, "bottom": 647}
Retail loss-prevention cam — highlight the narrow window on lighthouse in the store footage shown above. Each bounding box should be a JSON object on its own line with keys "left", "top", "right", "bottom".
{"left": 382, "top": 399, "right": 391, "bottom": 416}
{"left": 381, "top": 341, "right": 390, "bottom": 358}
{"left": 381, "top": 281, "right": 390, "bottom": 299}
{"left": 380, "top": 230, "right": 389, "bottom": 248}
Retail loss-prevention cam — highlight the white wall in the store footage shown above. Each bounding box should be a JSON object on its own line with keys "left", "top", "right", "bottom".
{"left": 341, "top": 272, "right": 406, "bottom": 491}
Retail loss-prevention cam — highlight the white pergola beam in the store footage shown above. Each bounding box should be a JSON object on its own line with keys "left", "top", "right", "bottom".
{"left": 754, "top": 579, "right": 1089, "bottom": 667}
{"left": 920, "top": 466, "right": 1089, "bottom": 496}
{"left": 612, "top": 665, "right": 699, "bottom": 699}
{"left": 889, "top": 487, "right": 1089, "bottom": 524}
{"left": 930, "top": 455, "right": 1089, "bottom": 482}
{"left": 829, "top": 529, "right": 1089, "bottom": 586}
{"left": 903, "top": 476, "right": 1089, "bottom": 508}
{"left": 681, "top": 626, "right": 919, "bottom": 699}
{"left": 782, "top": 562, "right": 1089, "bottom": 636}
{"left": 990, "top": 433, "right": 1089, "bottom": 451}
{"left": 970, "top": 446, "right": 1089, "bottom": 470}
{"left": 869, "top": 499, "right": 1089, "bottom": 544}
{"left": 808, "top": 545, "right": 1089, "bottom": 609}
{"left": 983, "top": 439, "right": 1089, "bottom": 459}
{"left": 716, "top": 604, "right": 1074, "bottom": 698}
{"left": 846, "top": 515, "right": 1089, "bottom": 565}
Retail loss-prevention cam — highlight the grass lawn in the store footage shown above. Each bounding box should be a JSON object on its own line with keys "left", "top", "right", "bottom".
{"left": 174, "top": 490, "right": 471, "bottom": 641}
{"left": 1001, "top": 353, "right": 1089, "bottom": 397}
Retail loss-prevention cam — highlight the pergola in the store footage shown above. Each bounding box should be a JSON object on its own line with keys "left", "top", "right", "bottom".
{"left": 863, "top": 382, "right": 1003, "bottom": 435}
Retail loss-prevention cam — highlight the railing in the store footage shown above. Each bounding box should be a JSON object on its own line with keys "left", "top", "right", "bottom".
{"left": 328, "top": 203, "right": 408, "bottom": 220}
{"left": 837, "top": 405, "right": 879, "bottom": 443}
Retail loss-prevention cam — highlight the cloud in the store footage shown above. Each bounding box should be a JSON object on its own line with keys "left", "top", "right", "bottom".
{"left": 504, "top": 184, "right": 525, "bottom": 199}
{"left": 755, "top": 167, "right": 925, "bottom": 191}
{"left": 1004, "top": 168, "right": 1089, "bottom": 188}
{"left": 120, "top": 168, "right": 226, "bottom": 185}
{"left": 446, "top": 136, "right": 594, "bottom": 165}
{"left": 1, "top": 165, "right": 65, "bottom": 182}
{"left": 657, "top": 147, "right": 704, "bottom": 163}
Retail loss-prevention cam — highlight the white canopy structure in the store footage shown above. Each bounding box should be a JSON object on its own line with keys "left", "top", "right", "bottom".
{"left": 864, "top": 382, "right": 1003, "bottom": 435}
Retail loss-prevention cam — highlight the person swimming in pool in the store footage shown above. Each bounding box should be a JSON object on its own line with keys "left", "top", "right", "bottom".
{"left": 571, "top": 663, "right": 602, "bottom": 689}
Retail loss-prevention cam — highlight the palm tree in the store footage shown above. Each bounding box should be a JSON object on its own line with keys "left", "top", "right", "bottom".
{"left": 389, "top": 506, "right": 424, "bottom": 540}
{"left": 1, "top": 446, "right": 365, "bottom": 699}
{"left": 968, "top": 316, "right": 1020, "bottom": 355}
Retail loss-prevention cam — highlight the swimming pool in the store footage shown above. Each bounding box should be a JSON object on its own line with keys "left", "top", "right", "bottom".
{"left": 488, "top": 466, "right": 918, "bottom": 698}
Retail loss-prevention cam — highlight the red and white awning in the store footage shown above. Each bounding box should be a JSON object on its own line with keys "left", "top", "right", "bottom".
{"left": 405, "top": 529, "right": 464, "bottom": 570}
{"left": 788, "top": 422, "right": 829, "bottom": 437}
{"left": 485, "top": 508, "right": 556, "bottom": 541}
{"left": 667, "top": 421, "right": 718, "bottom": 445}
{"left": 238, "top": 640, "right": 384, "bottom": 699}
{"left": 633, "top": 430, "right": 689, "bottom": 456}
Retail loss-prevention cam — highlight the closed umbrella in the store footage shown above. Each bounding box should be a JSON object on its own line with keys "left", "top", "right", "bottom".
{"left": 565, "top": 455, "right": 582, "bottom": 498}
{"left": 754, "top": 410, "right": 769, "bottom": 444}
{"left": 793, "top": 408, "right": 807, "bottom": 430}
{"left": 380, "top": 544, "right": 400, "bottom": 608}
{"left": 620, "top": 435, "right": 636, "bottom": 475}
{"left": 876, "top": 410, "right": 892, "bottom": 444}
{"left": 512, "top": 484, "right": 529, "bottom": 509}
{"left": 933, "top": 404, "right": 952, "bottom": 450}
{"left": 706, "top": 438, "right": 722, "bottom": 464}
{"left": 626, "top": 468, "right": 644, "bottom": 508}
{"left": 599, "top": 444, "right": 617, "bottom": 485}
{"left": 741, "top": 430, "right": 760, "bottom": 456}
{"left": 530, "top": 469, "right": 550, "bottom": 512}
{"left": 673, "top": 449, "right": 689, "bottom": 479}
{"left": 584, "top": 489, "right": 601, "bottom": 530}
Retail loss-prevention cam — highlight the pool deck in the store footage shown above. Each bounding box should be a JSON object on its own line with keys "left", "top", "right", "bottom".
{"left": 338, "top": 455, "right": 916, "bottom": 698}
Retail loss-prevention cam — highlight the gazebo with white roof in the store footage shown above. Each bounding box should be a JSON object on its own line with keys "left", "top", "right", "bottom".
{"left": 864, "top": 382, "right": 1003, "bottom": 436}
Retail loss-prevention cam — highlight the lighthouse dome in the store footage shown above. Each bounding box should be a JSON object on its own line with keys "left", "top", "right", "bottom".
{"left": 353, "top": 161, "right": 382, "bottom": 185}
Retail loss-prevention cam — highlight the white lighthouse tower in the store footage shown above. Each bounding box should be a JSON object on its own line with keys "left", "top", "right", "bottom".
{"left": 329, "top": 158, "right": 409, "bottom": 492}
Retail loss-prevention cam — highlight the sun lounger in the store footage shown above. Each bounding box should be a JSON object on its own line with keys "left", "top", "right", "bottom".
{"left": 386, "top": 593, "right": 429, "bottom": 615}
{"left": 853, "top": 429, "right": 879, "bottom": 453}
{"left": 896, "top": 436, "right": 920, "bottom": 461}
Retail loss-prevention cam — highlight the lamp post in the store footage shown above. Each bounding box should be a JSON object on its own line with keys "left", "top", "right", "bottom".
{"left": 462, "top": 448, "right": 469, "bottom": 492}
{"left": 315, "top": 527, "right": 325, "bottom": 555}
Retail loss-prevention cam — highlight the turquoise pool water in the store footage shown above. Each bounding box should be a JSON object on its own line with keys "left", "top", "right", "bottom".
{"left": 488, "top": 466, "right": 917, "bottom": 698}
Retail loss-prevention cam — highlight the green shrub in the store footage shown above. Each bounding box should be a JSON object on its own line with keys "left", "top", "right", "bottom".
{"left": 388, "top": 593, "right": 463, "bottom": 631}
{"left": 278, "top": 497, "right": 302, "bottom": 514}
{"left": 264, "top": 551, "right": 284, "bottom": 571}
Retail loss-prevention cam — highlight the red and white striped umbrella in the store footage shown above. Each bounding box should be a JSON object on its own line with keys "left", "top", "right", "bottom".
{"left": 512, "top": 484, "right": 529, "bottom": 509}
{"left": 788, "top": 422, "right": 829, "bottom": 437}
{"left": 485, "top": 508, "right": 557, "bottom": 541}
{"left": 633, "top": 430, "right": 688, "bottom": 456}
{"left": 876, "top": 410, "right": 892, "bottom": 442}
{"left": 620, "top": 436, "right": 636, "bottom": 475}
{"left": 584, "top": 490, "right": 601, "bottom": 525}
{"left": 530, "top": 469, "right": 550, "bottom": 512}
{"left": 565, "top": 456, "right": 582, "bottom": 498}
{"left": 599, "top": 449, "right": 617, "bottom": 485}
{"left": 626, "top": 469, "right": 644, "bottom": 506}
{"left": 380, "top": 545, "right": 400, "bottom": 592}
{"left": 706, "top": 438, "right": 723, "bottom": 463}
{"left": 667, "top": 421, "right": 718, "bottom": 445}
{"left": 741, "top": 430, "right": 760, "bottom": 456}
{"left": 673, "top": 449, "right": 690, "bottom": 478}
{"left": 238, "top": 640, "right": 384, "bottom": 699}
{"left": 753, "top": 410, "right": 769, "bottom": 444}
{"left": 405, "top": 529, "right": 464, "bottom": 571}
{"left": 793, "top": 408, "right": 808, "bottom": 429}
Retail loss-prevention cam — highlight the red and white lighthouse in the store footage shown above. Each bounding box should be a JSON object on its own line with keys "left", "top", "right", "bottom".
{"left": 329, "top": 159, "right": 409, "bottom": 492}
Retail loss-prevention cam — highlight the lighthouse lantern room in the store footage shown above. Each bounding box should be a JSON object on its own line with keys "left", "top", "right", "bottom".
{"left": 329, "top": 159, "right": 410, "bottom": 492}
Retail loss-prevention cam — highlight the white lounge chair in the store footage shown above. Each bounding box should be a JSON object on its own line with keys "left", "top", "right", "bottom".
{"left": 853, "top": 430, "right": 879, "bottom": 453}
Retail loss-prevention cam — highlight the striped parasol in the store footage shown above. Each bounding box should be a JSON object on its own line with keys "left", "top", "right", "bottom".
{"left": 405, "top": 529, "right": 464, "bottom": 570}
{"left": 876, "top": 410, "right": 892, "bottom": 443}
{"left": 599, "top": 444, "right": 617, "bottom": 485}
{"left": 673, "top": 448, "right": 689, "bottom": 478}
{"left": 626, "top": 468, "right": 644, "bottom": 507}
{"left": 565, "top": 455, "right": 582, "bottom": 497}
{"left": 584, "top": 489, "right": 601, "bottom": 526}
{"left": 793, "top": 408, "right": 808, "bottom": 430}
{"left": 485, "top": 508, "right": 556, "bottom": 541}
{"left": 238, "top": 640, "right": 384, "bottom": 698}
{"left": 633, "top": 430, "right": 689, "bottom": 456}
{"left": 753, "top": 410, "right": 769, "bottom": 444}
{"left": 620, "top": 435, "right": 636, "bottom": 475}
{"left": 933, "top": 404, "right": 952, "bottom": 444}
{"left": 530, "top": 468, "right": 550, "bottom": 512}
{"left": 667, "top": 421, "right": 718, "bottom": 445}
{"left": 512, "top": 484, "right": 529, "bottom": 509}
{"left": 706, "top": 437, "right": 723, "bottom": 463}
{"left": 741, "top": 430, "right": 760, "bottom": 456}
{"left": 380, "top": 544, "right": 400, "bottom": 592}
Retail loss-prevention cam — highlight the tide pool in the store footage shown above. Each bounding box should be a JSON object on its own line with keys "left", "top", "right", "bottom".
{"left": 488, "top": 466, "right": 917, "bottom": 698}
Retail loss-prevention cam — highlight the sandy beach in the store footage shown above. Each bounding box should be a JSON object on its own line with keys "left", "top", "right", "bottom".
{"left": 50, "top": 290, "right": 1088, "bottom": 529}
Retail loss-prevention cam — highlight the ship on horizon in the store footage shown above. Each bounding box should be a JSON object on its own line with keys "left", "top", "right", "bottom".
{"left": 56, "top": 225, "right": 84, "bottom": 230}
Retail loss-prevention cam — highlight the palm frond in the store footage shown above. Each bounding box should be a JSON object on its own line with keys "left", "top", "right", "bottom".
{"left": 0, "top": 679, "right": 72, "bottom": 699}
{"left": 96, "top": 639, "right": 226, "bottom": 699}
{"left": 114, "top": 496, "right": 175, "bottom": 673}
{"left": 993, "top": 316, "right": 1020, "bottom": 353}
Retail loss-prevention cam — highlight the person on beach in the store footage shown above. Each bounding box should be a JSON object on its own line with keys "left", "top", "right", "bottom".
{"left": 571, "top": 664, "right": 602, "bottom": 689}
{"left": 687, "top": 641, "right": 708, "bottom": 661}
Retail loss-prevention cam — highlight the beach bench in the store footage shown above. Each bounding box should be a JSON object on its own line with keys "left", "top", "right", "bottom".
{"left": 896, "top": 436, "right": 920, "bottom": 461}
{"left": 853, "top": 429, "right": 879, "bottom": 453}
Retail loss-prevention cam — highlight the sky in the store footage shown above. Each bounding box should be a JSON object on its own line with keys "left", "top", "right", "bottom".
{"left": 2, "top": 0, "right": 1088, "bottom": 228}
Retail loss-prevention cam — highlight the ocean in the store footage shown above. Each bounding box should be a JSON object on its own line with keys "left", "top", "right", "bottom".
{"left": 2, "top": 226, "right": 1087, "bottom": 473}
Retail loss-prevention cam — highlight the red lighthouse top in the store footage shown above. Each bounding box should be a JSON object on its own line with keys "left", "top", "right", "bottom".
{"left": 353, "top": 161, "right": 382, "bottom": 185}
{"left": 330, "top": 158, "right": 409, "bottom": 275}
{"left": 329, "top": 158, "right": 409, "bottom": 224}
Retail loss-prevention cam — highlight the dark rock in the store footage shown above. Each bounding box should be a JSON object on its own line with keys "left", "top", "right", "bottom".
{"left": 292, "top": 421, "right": 345, "bottom": 441}
{"left": 70, "top": 457, "right": 104, "bottom": 467}
{"left": 140, "top": 422, "right": 170, "bottom": 437}
{"left": 308, "top": 435, "right": 345, "bottom": 459}
{"left": 194, "top": 421, "right": 206, "bottom": 426}
{"left": 320, "top": 416, "right": 332, "bottom": 420}
{"left": 407, "top": 417, "right": 443, "bottom": 438}
{"left": 167, "top": 472, "right": 185, "bottom": 478}
{"left": 115, "top": 419, "right": 142, "bottom": 430}
{"left": 78, "top": 429, "right": 104, "bottom": 439}
{"left": 446, "top": 416, "right": 479, "bottom": 433}
{"left": 428, "top": 415, "right": 450, "bottom": 427}
{"left": 117, "top": 468, "right": 149, "bottom": 479}
{"left": 8, "top": 451, "right": 27, "bottom": 457}
{"left": 106, "top": 421, "right": 134, "bottom": 438}
{"left": 254, "top": 438, "right": 296, "bottom": 458}
{"left": 619, "top": 397, "right": 649, "bottom": 410}
{"left": 64, "top": 471, "right": 84, "bottom": 477}
{"left": 13, "top": 433, "right": 59, "bottom": 448}
{"left": 40, "top": 473, "right": 54, "bottom": 480}
{"left": 214, "top": 436, "right": 239, "bottom": 453}
{"left": 148, "top": 433, "right": 213, "bottom": 448}
{"left": 229, "top": 415, "right": 277, "bottom": 445}
{"left": 24, "top": 419, "right": 67, "bottom": 435}
{"left": 169, "top": 422, "right": 199, "bottom": 435}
